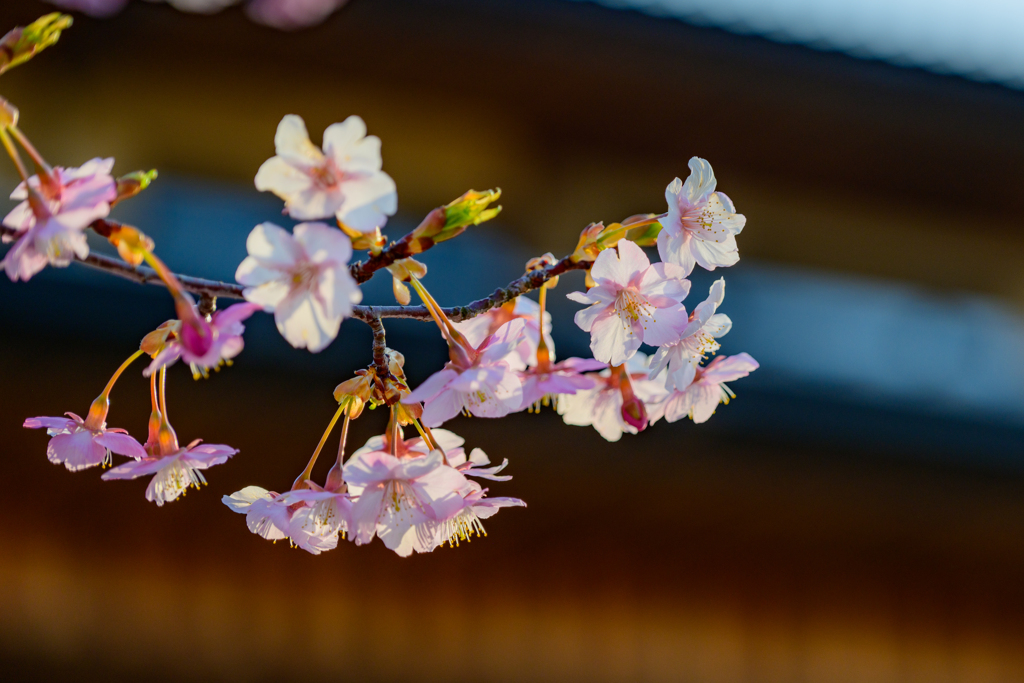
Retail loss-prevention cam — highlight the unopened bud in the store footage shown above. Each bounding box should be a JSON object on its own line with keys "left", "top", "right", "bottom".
{"left": 571, "top": 222, "right": 605, "bottom": 263}
{"left": 409, "top": 189, "right": 501, "bottom": 252}
{"left": 622, "top": 213, "right": 662, "bottom": 247}
{"left": 112, "top": 170, "right": 158, "bottom": 206}
{"left": 0, "top": 14, "right": 73, "bottom": 76}
{"left": 621, "top": 395, "right": 648, "bottom": 432}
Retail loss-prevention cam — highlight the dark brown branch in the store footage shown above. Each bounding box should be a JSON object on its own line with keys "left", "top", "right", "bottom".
{"left": 1, "top": 222, "right": 589, "bottom": 323}
{"left": 365, "top": 312, "right": 390, "bottom": 378}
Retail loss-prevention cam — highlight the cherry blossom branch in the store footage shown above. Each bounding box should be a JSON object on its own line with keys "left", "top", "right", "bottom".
{"left": 365, "top": 313, "right": 390, "bottom": 378}
{"left": 0, "top": 221, "right": 589, "bottom": 323}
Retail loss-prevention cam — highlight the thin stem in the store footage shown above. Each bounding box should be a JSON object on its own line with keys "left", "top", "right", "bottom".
{"left": 389, "top": 407, "right": 400, "bottom": 457}
{"left": 149, "top": 370, "right": 160, "bottom": 413}
{"left": 158, "top": 366, "right": 169, "bottom": 421}
{"left": 0, "top": 127, "right": 29, "bottom": 182}
{"left": 8, "top": 126, "right": 53, "bottom": 177}
{"left": 409, "top": 276, "right": 455, "bottom": 338}
{"left": 535, "top": 283, "right": 552, "bottom": 370}
{"left": 419, "top": 423, "right": 449, "bottom": 465}
{"left": 334, "top": 413, "right": 351, "bottom": 468}
{"left": 293, "top": 403, "right": 346, "bottom": 489}
{"left": 100, "top": 349, "right": 144, "bottom": 398}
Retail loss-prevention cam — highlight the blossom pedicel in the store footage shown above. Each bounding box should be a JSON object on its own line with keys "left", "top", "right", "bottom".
{"left": 7, "top": 13, "right": 759, "bottom": 557}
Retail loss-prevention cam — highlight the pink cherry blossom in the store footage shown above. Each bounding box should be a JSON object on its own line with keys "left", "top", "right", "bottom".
{"left": 557, "top": 352, "right": 669, "bottom": 442}
{"left": 235, "top": 221, "right": 362, "bottom": 353}
{"left": 403, "top": 319, "right": 526, "bottom": 427}
{"left": 657, "top": 157, "right": 746, "bottom": 276}
{"left": 445, "top": 444, "right": 513, "bottom": 481}
{"left": 649, "top": 353, "right": 758, "bottom": 424}
{"left": 23, "top": 412, "right": 146, "bottom": 471}
{"left": 276, "top": 483, "right": 352, "bottom": 554}
{"left": 102, "top": 440, "right": 237, "bottom": 506}
{"left": 453, "top": 296, "right": 554, "bottom": 370}
{"left": 2, "top": 158, "right": 116, "bottom": 281}
{"left": 518, "top": 357, "right": 608, "bottom": 410}
{"left": 145, "top": 302, "right": 260, "bottom": 377}
{"left": 567, "top": 239, "right": 690, "bottom": 366}
{"left": 649, "top": 278, "right": 732, "bottom": 391}
{"left": 434, "top": 479, "right": 525, "bottom": 549}
{"left": 343, "top": 449, "right": 468, "bottom": 557}
{"left": 255, "top": 115, "right": 396, "bottom": 232}
{"left": 352, "top": 427, "right": 466, "bottom": 463}
{"left": 223, "top": 486, "right": 293, "bottom": 542}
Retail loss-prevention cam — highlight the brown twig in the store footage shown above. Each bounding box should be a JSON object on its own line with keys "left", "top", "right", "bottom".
{"left": 0, "top": 222, "right": 589, "bottom": 323}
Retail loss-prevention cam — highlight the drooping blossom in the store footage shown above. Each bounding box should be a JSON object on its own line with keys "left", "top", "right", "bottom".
{"left": 433, "top": 479, "right": 525, "bottom": 549}
{"left": 144, "top": 302, "right": 261, "bottom": 377}
{"left": 558, "top": 352, "right": 669, "bottom": 442}
{"left": 403, "top": 319, "right": 526, "bottom": 427}
{"left": 649, "top": 278, "right": 731, "bottom": 391}
{"left": 567, "top": 239, "right": 690, "bottom": 366}
{"left": 223, "top": 486, "right": 293, "bottom": 542}
{"left": 657, "top": 157, "right": 746, "bottom": 276}
{"left": 23, "top": 412, "right": 146, "bottom": 471}
{"left": 235, "top": 221, "right": 362, "bottom": 353}
{"left": 255, "top": 115, "right": 396, "bottom": 232}
{"left": 343, "top": 448, "right": 468, "bottom": 557}
{"left": 103, "top": 440, "right": 237, "bottom": 506}
{"left": 518, "top": 357, "right": 608, "bottom": 411}
{"left": 2, "top": 158, "right": 116, "bottom": 282}
{"left": 276, "top": 482, "right": 352, "bottom": 554}
{"left": 453, "top": 297, "right": 554, "bottom": 370}
{"left": 649, "top": 353, "right": 758, "bottom": 424}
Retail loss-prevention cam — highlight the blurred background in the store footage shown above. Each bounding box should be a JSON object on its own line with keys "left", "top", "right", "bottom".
{"left": 2, "top": 0, "right": 1024, "bottom": 680}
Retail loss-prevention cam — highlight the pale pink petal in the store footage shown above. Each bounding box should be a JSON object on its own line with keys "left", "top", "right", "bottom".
{"left": 94, "top": 431, "right": 147, "bottom": 459}
{"left": 405, "top": 368, "right": 459, "bottom": 403}
{"left": 273, "top": 114, "right": 323, "bottom": 164}
{"left": 48, "top": 430, "right": 107, "bottom": 471}
{"left": 590, "top": 310, "right": 641, "bottom": 366}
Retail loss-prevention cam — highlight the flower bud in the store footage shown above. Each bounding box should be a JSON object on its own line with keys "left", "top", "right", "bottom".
{"left": 571, "top": 222, "right": 605, "bottom": 263}
{"left": 0, "top": 14, "right": 73, "bottom": 76}
{"left": 409, "top": 189, "right": 501, "bottom": 252}
{"left": 621, "top": 395, "right": 648, "bottom": 432}
{"left": 112, "top": 170, "right": 158, "bottom": 207}
{"left": 620, "top": 213, "right": 662, "bottom": 247}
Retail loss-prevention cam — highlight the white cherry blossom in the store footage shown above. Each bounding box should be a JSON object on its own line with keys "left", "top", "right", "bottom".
{"left": 235, "top": 221, "right": 362, "bottom": 352}
{"left": 557, "top": 352, "right": 669, "bottom": 442}
{"left": 255, "top": 114, "right": 397, "bottom": 232}
{"left": 567, "top": 239, "right": 690, "bottom": 366}
{"left": 658, "top": 157, "right": 746, "bottom": 276}
{"left": 649, "top": 278, "right": 732, "bottom": 391}
{"left": 649, "top": 353, "right": 758, "bottom": 424}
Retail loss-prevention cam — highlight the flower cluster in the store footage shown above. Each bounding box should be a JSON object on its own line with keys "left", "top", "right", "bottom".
{"left": 5, "top": 14, "right": 759, "bottom": 558}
